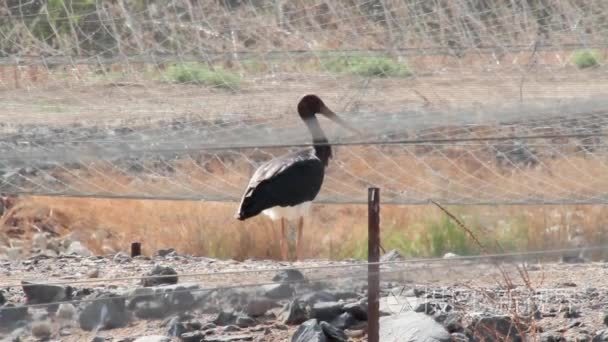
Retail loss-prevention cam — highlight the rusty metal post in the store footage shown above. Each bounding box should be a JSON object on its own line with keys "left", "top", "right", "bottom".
{"left": 131, "top": 242, "right": 141, "bottom": 257}
{"left": 368, "top": 187, "right": 380, "bottom": 342}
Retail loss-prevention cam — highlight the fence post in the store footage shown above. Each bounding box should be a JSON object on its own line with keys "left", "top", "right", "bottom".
{"left": 368, "top": 187, "right": 380, "bottom": 342}
{"left": 131, "top": 242, "right": 141, "bottom": 257}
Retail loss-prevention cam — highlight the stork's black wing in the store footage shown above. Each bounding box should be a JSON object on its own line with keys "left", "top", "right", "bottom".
{"left": 236, "top": 148, "right": 325, "bottom": 220}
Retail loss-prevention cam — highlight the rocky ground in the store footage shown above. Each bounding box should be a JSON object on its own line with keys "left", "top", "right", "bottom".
{"left": 1, "top": 236, "right": 608, "bottom": 341}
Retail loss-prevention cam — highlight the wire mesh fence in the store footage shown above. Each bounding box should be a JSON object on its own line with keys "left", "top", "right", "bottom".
{"left": 1, "top": 246, "right": 607, "bottom": 341}
{"left": 1, "top": 1, "right": 608, "bottom": 339}
{"left": 0, "top": 1, "right": 607, "bottom": 205}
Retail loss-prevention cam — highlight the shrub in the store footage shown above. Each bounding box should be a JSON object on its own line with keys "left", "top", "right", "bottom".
{"left": 322, "top": 56, "right": 411, "bottom": 77}
{"left": 571, "top": 49, "right": 601, "bottom": 69}
{"left": 164, "top": 63, "right": 241, "bottom": 89}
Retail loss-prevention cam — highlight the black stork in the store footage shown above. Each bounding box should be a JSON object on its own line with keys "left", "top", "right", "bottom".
{"left": 235, "top": 94, "right": 360, "bottom": 260}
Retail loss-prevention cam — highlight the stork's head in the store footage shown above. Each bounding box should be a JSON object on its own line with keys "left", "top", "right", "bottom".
{"left": 297, "top": 94, "right": 362, "bottom": 135}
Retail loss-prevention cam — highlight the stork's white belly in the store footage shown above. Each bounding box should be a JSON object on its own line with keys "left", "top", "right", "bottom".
{"left": 262, "top": 201, "right": 312, "bottom": 221}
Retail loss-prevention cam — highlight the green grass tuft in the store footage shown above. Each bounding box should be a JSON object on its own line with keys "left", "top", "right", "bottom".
{"left": 322, "top": 56, "right": 412, "bottom": 77}
{"left": 571, "top": 49, "right": 601, "bottom": 69}
{"left": 164, "top": 63, "right": 241, "bottom": 89}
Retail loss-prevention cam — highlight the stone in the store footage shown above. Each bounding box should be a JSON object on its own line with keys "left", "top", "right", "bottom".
{"left": 380, "top": 249, "right": 404, "bottom": 262}
{"left": 88, "top": 268, "right": 100, "bottom": 278}
{"left": 343, "top": 301, "right": 367, "bottom": 321}
{"left": 263, "top": 283, "right": 294, "bottom": 299}
{"left": 379, "top": 311, "right": 450, "bottom": 342}
{"left": 328, "top": 290, "right": 359, "bottom": 301}
{"left": 562, "top": 305, "right": 581, "bottom": 319}
{"left": 0, "top": 304, "right": 29, "bottom": 327}
{"left": 180, "top": 331, "right": 205, "bottom": 342}
{"left": 66, "top": 241, "right": 93, "bottom": 256}
{"left": 205, "top": 335, "right": 254, "bottom": 342}
{"left": 450, "top": 332, "right": 469, "bottom": 341}
{"left": 133, "top": 336, "right": 170, "bottom": 342}
{"left": 468, "top": 314, "right": 526, "bottom": 341}
{"left": 320, "top": 321, "right": 348, "bottom": 342}
{"left": 299, "top": 291, "right": 337, "bottom": 304}
{"left": 79, "top": 293, "right": 129, "bottom": 331}
{"left": 22, "top": 281, "right": 72, "bottom": 304}
{"left": 0, "top": 290, "right": 5, "bottom": 306}
{"left": 141, "top": 265, "right": 178, "bottom": 287}
{"left": 436, "top": 312, "right": 463, "bottom": 333}
{"left": 31, "top": 320, "right": 52, "bottom": 339}
{"left": 224, "top": 325, "right": 241, "bottom": 332}
{"left": 91, "top": 337, "right": 106, "bottom": 342}
{"left": 443, "top": 252, "right": 460, "bottom": 259}
{"left": 272, "top": 269, "right": 306, "bottom": 283}
{"left": 134, "top": 299, "right": 167, "bottom": 319}
{"left": 113, "top": 252, "right": 131, "bottom": 263}
{"left": 291, "top": 319, "right": 327, "bottom": 342}
{"left": 414, "top": 301, "right": 452, "bottom": 315}
{"left": 236, "top": 314, "right": 256, "bottom": 328}
{"left": 156, "top": 248, "right": 176, "bottom": 257}
{"left": 214, "top": 310, "right": 237, "bottom": 326}
{"left": 330, "top": 312, "right": 361, "bottom": 330}
{"left": 57, "top": 303, "right": 77, "bottom": 320}
{"left": 310, "top": 301, "right": 344, "bottom": 322}
{"left": 594, "top": 330, "right": 608, "bottom": 342}
{"left": 246, "top": 298, "right": 280, "bottom": 317}
{"left": 280, "top": 299, "right": 308, "bottom": 325}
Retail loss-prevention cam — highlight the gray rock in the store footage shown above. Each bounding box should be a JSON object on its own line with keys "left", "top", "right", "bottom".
{"left": 66, "top": 241, "right": 93, "bottom": 256}
{"left": 214, "top": 310, "right": 237, "bottom": 326}
{"left": 291, "top": 319, "right": 327, "bottom": 342}
{"left": 344, "top": 301, "right": 367, "bottom": 321}
{"left": 280, "top": 299, "right": 308, "bottom": 325}
{"left": 594, "top": 330, "right": 608, "bottom": 342}
{"left": 435, "top": 312, "right": 463, "bottom": 333}
{"left": 380, "top": 249, "right": 404, "bottom": 262}
{"left": 57, "top": 303, "right": 77, "bottom": 320}
{"left": 156, "top": 248, "right": 176, "bottom": 257}
{"left": 0, "top": 290, "right": 5, "bottom": 306}
{"left": 31, "top": 320, "right": 52, "bottom": 339}
{"left": 320, "top": 321, "right": 347, "bottom": 342}
{"left": 180, "top": 331, "right": 204, "bottom": 342}
{"left": 468, "top": 314, "right": 526, "bottom": 342}
{"left": 0, "top": 304, "right": 29, "bottom": 327}
{"left": 113, "top": 252, "right": 132, "bottom": 263}
{"left": 91, "top": 337, "right": 106, "bottom": 342}
{"left": 379, "top": 311, "right": 450, "bottom": 342}
{"left": 330, "top": 312, "right": 362, "bottom": 330}
{"left": 134, "top": 299, "right": 167, "bottom": 319}
{"left": 263, "top": 283, "right": 294, "bottom": 299}
{"left": 141, "top": 265, "right": 178, "bottom": 287}
{"left": 205, "top": 335, "right": 254, "bottom": 342}
{"left": 328, "top": 290, "right": 359, "bottom": 301}
{"left": 132, "top": 336, "right": 170, "bottom": 342}
{"left": 235, "top": 314, "right": 256, "bottom": 328}
{"left": 224, "top": 325, "right": 241, "bottom": 332}
{"left": 450, "top": 332, "right": 469, "bottom": 341}
{"left": 299, "top": 291, "right": 337, "bottom": 304}
{"left": 273, "top": 269, "right": 306, "bottom": 283}
{"left": 246, "top": 298, "right": 280, "bottom": 317}
{"left": 310, "top": 301, "right": 344, "bottom": 322}
{"left": 414, "top": 301, "right": 452, "bottom": 315}
{"left": 79, "top": 293, "right": 129, "bottom": 331}
{"left": 22, "top": 281, "right": 72, "bottom": 304}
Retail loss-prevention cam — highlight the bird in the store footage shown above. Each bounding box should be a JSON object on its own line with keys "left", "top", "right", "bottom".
{"left": 235, "top": 94, "right": 360, "bottom": 260}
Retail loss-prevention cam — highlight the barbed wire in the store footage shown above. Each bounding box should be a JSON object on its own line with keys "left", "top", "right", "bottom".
{"left": 4, "top": 244, "right": 604, "bottom": 290}
{"left": 1, "top": 244, "right": 599, "bottom": 312}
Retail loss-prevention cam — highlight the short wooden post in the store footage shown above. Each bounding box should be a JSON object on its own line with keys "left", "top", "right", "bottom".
{"left": 131, "top": 242, "right": 141, "bottom": 257}
{"left": 368, "top": 187, "right": 380, "bottom": 342}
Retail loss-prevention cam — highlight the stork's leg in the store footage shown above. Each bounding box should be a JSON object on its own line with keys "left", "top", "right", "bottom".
{"left": 280, "top": 218, "right": 288, "bottom": 260}
{"left": 296, "top": 216, "right": 304, "bottom": 260}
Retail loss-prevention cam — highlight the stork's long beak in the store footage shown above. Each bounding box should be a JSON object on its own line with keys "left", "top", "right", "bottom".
{"left": 319, "top": 105, "right": 363, "bottom": 136}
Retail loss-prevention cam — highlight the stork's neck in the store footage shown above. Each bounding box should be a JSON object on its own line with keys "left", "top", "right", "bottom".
{"left": 304, "top": 117, "right": 332, "bottom": 166}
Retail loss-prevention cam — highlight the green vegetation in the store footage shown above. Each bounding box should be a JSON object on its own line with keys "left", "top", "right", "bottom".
{"left": 164, "top": 63, "right": 241, "bottom": 90}
{"left": 572, "top": 49, "right": 601, "bottom": 69}
{"left": 338, "top": 213, "right": 531, "bottom": 260}
{"left": 322, "top": 56, "right": 412, "bottom": 78}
